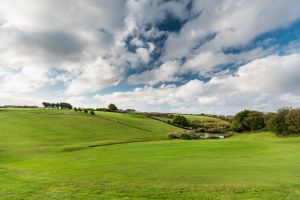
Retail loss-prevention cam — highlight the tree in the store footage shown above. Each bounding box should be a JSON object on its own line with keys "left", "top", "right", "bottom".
{"left": 42, "top": 102, "right": 50, "bottom": 108}
{"left": 231, "top": 110, "right": 264, "bottom": 132}
{"left": 247, "top": 111, "right": 265, "bottom": 132}
{"left": 285, "top": 108, "right": 300, "bottom": 135}
{"left": 264, "top": 112, "right": 276, "bottom": 131}
{"left": 41, "top": 102, "right": 72, "bottom": 109}
{"left": 172, "top": 115, "right": 189, "bottom": 128}
{"left": 108, "top": 104, "right": 118, "bottom": 112}
{"left": 272, "top": 108, "right": 290, "bottom": 135}
{"left": 90, "top": 110, "right": 95, "bottom": 115}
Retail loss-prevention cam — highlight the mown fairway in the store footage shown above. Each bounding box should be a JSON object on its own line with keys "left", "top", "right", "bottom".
{"left": 1, "top": 109, "right": 300, "bottom": 199}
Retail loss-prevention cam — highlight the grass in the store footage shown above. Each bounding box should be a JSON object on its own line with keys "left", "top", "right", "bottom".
{"left": 179, "top": 114, "right": 219, "bottom": 121}
{"left": 1, "top": 109, "right": 300, "bottom": 199}
{"left": 150, "top": 114, "right": 221, "bottom": 123}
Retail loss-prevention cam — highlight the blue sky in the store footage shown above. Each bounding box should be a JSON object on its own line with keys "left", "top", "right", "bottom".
{"left": 0, "top": 0, "right": 300, "bottom": 114}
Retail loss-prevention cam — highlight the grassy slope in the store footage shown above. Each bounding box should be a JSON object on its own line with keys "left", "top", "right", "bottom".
{"left": 151, "top": 114, "right": 221, "bottom": 123}
{"left": 0, "top": 109, "right": 181, "bottom": 153}
{"left": 1, "top": 109, "right": 300, "bottom": 199}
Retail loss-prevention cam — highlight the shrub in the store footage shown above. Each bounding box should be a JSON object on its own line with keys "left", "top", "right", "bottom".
{"left": 264, "top": 112, "right": 277, "bottom": 131}
{"left": 172, "top": 115, "right": 190, "bottom": 128}
{"left": 180, "top": 133, "right": 192, "bottom": 140}
{"left": 90, "top": 110, "right": 95, "bottom": 115}
{"left": 74, "top": 107, "right": 78, "bottom": 111}
{"left": 196, "top": 128, "right": 206, "bottom": 133}
{"left": 84, "top": 109, "right": 88, "bottom": 114}
{"left": 206, "top": 127, "right": 225, "bottom": 134}
{"left": 231, "top": 110, "right": 264, "bottom": 132}
{"left": 265, "top": 108, "right": 289, "bottom": 135}
{"left": 286, "top": 108, "right": 300, "bottom": 135}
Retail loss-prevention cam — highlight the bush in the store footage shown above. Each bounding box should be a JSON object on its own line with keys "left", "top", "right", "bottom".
{"left": 84, "top": 109, "right": 88, "bottom": 114}
{"left": 206, "top": 127, "right": 225, "bottom": 134}
{"left": 264, "top": 112, "right": 277, "bottom": 131}
{"left": 265, "top": 108, "right": 289, "bottom": 135}
{"left": 196, "top": 128, "right": 206, "bottom": 133}
{"left": 172, "top": 115, "right": 190, "bottom": 128}
{"left": 231, "top": 110, "right": 264, "bottom": 132}
{"left": 90, "top": 110, "right": 95, "bottom": 115}
{"left": 286, "top": 108, "right": 300, "bottom": 135}
{"left": 74, "top": 107, "right": 78, "bottom": 111}
{"left": 180, "top": 133, "right": 192, "bottom": 140}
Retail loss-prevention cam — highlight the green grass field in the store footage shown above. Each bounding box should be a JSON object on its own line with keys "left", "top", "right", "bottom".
{"left": 1, "top": 109, "right": 300, "bottom": 199}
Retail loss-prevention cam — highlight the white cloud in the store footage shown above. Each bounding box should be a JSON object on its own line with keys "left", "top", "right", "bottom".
{"left": 128, "top": 60, "right": 181, "bottom": 85}
{"left": 65, "top": 58, "right": 123, "bottom": 95}
{"left": 95, "top": 54, "right": 300, "bottom": 114}
{"left": 162, "top": 0, "right": 300, "bottom": 69}
{"left": 1, "top": 67, "right": 52, "bottom": 93}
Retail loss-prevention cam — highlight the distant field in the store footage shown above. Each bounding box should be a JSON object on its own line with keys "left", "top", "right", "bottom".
{"left": 179, "top": 114, "right": 219, "bottom": 121}
{"left": 151, "top": 113, "right": 220, "bottom": 122}
{"left": 0, "top": 109, "right": 300, "bottom": 199}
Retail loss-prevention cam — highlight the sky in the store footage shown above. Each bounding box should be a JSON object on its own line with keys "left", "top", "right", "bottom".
{"left": 0, "top": 0, "right": 300, "bottom": 115}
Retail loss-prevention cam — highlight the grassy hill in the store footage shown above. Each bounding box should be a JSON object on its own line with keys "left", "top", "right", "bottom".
{"left": 0, "top": 109, "right": 182, "bottom": 153}
{"left": 1, "top": 109, "right": 300, "bottom": 199}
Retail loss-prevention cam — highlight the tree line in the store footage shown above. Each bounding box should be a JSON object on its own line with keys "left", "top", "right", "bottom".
{"left": 232, "top": 108, "right": 300, "bottom": 136}
{"left": 42, "top": 102, "right": 73, "bottom": 109}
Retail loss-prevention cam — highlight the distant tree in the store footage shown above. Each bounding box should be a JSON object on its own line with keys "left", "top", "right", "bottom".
{"left": 172, "top": 115, "right": 190, "bottom": 128}
{"left": 74, "top": 107, "right": 78, "bottom": 111}
{"left": 96, "top": 108, "right": 109, "bottom": 112}
{"left": 55, "top": 103, "right": 60, "bottom": 109}
{"left": 42, "top": 102, "right": 50, "bottom": 108}
{"left": 90, "top": 110, "right": 95, "bottom": 115}
{"left": 59, "top": 102, "right": 73, "bottom": 109}
{"left": 84, "top": 109, "right": 88, "bottom": 114}
{"left": 125, "top": 109, "right": 136, "bottom": 113}
{"left": 108, "top": 104, "right": 118, "bottom": 112}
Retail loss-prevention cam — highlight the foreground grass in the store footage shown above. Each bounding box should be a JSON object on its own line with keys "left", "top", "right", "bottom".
{"left": 1, "top": 109, "right": 300, "bottom": 199}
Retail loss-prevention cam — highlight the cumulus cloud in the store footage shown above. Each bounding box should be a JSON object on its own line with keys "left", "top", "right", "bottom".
{"left": 128, "top": 60, "right": 181, "bottom": 85}
{"left": 95, "top": 54, "right": 300, "bottom": 114}
{"left": 1, "top": 67, "right": 52, "bottom": 93}
{"left": 65, "top": 58, "right": 123, "bottom": 95}
{"left": 163, "top": 0, "right": 300, "bottom": 61}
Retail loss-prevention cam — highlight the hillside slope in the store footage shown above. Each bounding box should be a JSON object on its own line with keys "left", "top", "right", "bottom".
{"left": 0, "top": 109, "right": 182, "bottom": 154}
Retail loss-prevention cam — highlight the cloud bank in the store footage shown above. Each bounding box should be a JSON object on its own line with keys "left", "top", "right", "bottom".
{"left": 0, "top": 0, "right": 300, "bottom": 114}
